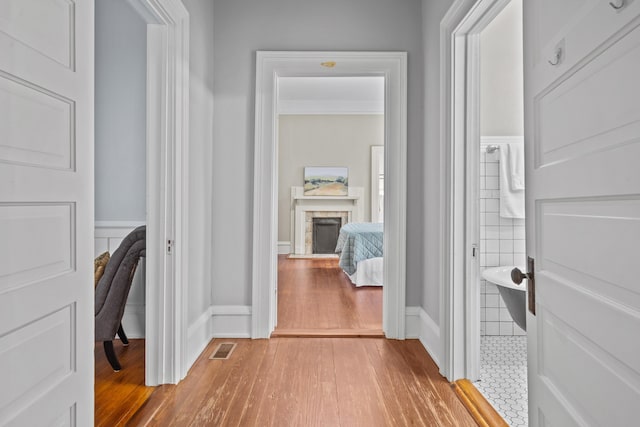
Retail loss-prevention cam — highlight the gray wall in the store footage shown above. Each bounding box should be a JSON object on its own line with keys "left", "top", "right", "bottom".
{"left": 421, "top": 0, "right": 454, "bottom": 323}
{"left": 480, "top": 0, "right": 523, "bottom": 136}
{"left": 183, "top": 0, "right": 215, "bottom": 325}
{"left": 95, "top": 0, "right": 146, "bottom": 222}
{"left": 277, "top": 114, "right": 384, "bottom": 242}
{"left": 212, "top": 0, "right": 424, "bottom": 306}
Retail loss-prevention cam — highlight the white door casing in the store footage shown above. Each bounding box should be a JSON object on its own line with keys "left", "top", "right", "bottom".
{"left": 371, "top": 146, "right": 384, "bottom": 223}
{"left": 524, "top": 1, "right": 640, "bottom": 425}
{"left": 253, "top": 51, "right": 407, "bottom": 339}
{"left": 440, "top": 0, "right": 513, "bottom": 382}
{"left": 0, "top": 0, "right": 94, "bottom": 425}
{"left": 125, "top": 0, "right": 190, "bottom": 385}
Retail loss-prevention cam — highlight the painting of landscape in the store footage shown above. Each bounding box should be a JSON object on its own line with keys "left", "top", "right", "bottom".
{"left": 304, "top": 167, "right": 348, "bottom": 196}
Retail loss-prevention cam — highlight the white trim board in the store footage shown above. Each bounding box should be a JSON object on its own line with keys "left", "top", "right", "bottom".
{"left": 439, "top": 0, "right": 515, "bottom": 382}
{"left": 406, "top": 307, "right": 442, "bottom": 368}
{"left": 186, "top": 305, "right": 252, "bottom": 369}
{"left": 125, "top": 0, "right": 190, "bottom": 386}
{"left": 252, "top": 51, "right": 408, "bottom": 339}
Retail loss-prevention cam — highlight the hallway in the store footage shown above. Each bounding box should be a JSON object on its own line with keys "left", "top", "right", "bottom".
{"left": 96, "top": 337, "right": 476, "bottom": 426}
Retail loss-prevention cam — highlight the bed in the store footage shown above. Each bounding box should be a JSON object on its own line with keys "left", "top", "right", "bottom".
{"left": 334, "top": 222, "right": 383, "bottom": 287}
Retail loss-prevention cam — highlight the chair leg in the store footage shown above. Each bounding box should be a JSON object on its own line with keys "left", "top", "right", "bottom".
{"left": 103, "top": 341, "right": 121, "bottom": 372}
{"left": 117, "top": 324, "right": 129, "bottom": 346}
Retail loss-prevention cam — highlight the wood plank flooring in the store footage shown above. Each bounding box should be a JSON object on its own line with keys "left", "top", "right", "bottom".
{"left": 275, "top": 255, "right": 382, "bottom": 334}
{"left": 94, "top": 339, "right": 153, "bottom": 426}
{"left": 118, "top": 338, "right": 477, "bottom": 426}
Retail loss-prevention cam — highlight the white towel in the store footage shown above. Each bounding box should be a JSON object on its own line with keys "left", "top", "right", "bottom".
{"left": 508, "top": 143, "right": 525, "bottom": 190}
{"left": 499, "top": 143, "right": 525, "bottom": 218}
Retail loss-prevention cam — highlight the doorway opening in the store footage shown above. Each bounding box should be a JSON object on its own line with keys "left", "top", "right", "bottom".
{"left": 94, "top": 0, "right": 189, "bottom": 389}
{"left": 441, "top": 0, "right": 527, "bottom": 424}
{"left": 252, "top": 51, "right": 407, "bottom": 340}
{"left": 273, "top": 76, "right": 385, "bottom": 336}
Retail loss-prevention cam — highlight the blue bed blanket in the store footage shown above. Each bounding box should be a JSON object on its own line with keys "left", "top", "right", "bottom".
{"left": 335, "top": 222, "right": 383, "bottom": 275}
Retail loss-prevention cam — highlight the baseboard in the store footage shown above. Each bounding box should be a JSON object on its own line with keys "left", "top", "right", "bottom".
{"left": 406, "top": 306, "right": 441, "bottom": 368}
{"left": 187, "top": 306, "right": 214, "bottom": 368}
{"left": 211, "top": 305, "right": 252, "bottom": 338}
{"left": 121, "top": 303, "right": 145, "bottom": 339}
{"left": 277, "top": 241, "right": 291, "bottom": 255}
{"left": 185, "top": 304, "right": 252, "bottom": 369}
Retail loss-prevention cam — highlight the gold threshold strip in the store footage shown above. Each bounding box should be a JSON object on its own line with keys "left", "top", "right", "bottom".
{"left": 452, "top": 379, "right": 509, "bottom": 427}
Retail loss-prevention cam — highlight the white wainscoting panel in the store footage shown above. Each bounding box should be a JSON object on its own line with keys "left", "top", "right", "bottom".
{"left": 95, "top": 222, "right": 146, "bottom": 338}
{"left": 406, "top": 306, "right": 441, "bottom": 368}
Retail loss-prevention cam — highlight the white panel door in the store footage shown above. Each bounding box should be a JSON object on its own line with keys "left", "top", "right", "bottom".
{"left": 0, "top": 0, "right": 94, "bottom": 425}
{"left": 524, "top": 1, "right": 640, "bottom": 425}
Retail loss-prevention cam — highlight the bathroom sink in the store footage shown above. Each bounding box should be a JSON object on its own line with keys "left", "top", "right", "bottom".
{"left": 481, "top": 266, "right": 526, "bottom": 291}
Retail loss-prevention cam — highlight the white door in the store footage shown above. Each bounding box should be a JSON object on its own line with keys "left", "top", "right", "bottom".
{"left": 524, "top": 1, "right": 640, "bottom": 425}
{"left": 0, "top": 0, "right": 94, "bottom": 425}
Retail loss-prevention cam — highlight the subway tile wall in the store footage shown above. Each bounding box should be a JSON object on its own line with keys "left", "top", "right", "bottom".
{"left": 480, "top": 143, "right": 526, "bottom": 336}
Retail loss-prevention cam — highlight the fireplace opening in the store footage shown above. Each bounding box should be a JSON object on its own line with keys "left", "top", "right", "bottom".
{"left": 312, "top": 217, "right": 342, "bottom": 254}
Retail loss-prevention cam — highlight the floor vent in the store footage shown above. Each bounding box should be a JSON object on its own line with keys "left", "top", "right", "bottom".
{"left": 209, "top": 342, "right": 237, "bottom": 360}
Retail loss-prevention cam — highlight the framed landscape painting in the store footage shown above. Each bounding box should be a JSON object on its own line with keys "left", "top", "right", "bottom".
{"left": 304, "top": 167, "right": 348, "bottom": 196}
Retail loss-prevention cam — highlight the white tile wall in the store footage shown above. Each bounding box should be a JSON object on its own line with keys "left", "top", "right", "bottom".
{"left": 480, "top": 145, "right": 526, "bottom": 336}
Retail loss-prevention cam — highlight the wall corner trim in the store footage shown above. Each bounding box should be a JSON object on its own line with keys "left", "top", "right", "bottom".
{"left": 406, "top": 306, "right": 441, "bottom": 368}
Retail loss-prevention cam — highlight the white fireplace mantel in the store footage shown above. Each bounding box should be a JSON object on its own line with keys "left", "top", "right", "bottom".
{"left": 290, "top": 186, "right": 364, "bottom": 255}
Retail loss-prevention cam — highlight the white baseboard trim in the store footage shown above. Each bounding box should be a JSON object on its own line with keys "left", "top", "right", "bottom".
{"left": 277, "top": 241, "right": 291, "bottom": 255}
{"left": 211, "top": 305, "right": 252, "bottom": 338}
{"left": 121, "top": 303, "right": 145, "bottom": 339}
{"left": 185, "top": 305, "right": 253, "bottom": 371}
{"left": 406, "top": 306, "right": 441, "bottom": 368}
{"left": 187, "top": 306, "right": 214, "bottom": 368}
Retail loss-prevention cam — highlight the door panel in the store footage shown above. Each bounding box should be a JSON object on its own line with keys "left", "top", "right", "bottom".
{"left": 0, "top": 0, "right": 75, "bottom": 69}
{"left": 0, "top": 0, "right": 93, "bottom": 425}
{"left": 531, "top": 0, "right": 640, "bottom": 91}
{"left": 0, "top": 73, "right": 74, "bottom": 170}
{"left": 535, "top": 22, "right": 640, "bottom": 167}
{"left": 0, "top": 204, "right": 74, "bottom": 290}
{"left": 525, "top": 1, "right": 640, "bottom": 426}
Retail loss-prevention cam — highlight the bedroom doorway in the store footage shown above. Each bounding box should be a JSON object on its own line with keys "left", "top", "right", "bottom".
{"left": 252, "top": 51, "right": 408, "bottom": 339}
{"left": 273, "top": 77, "right": 385, "bottom": 336}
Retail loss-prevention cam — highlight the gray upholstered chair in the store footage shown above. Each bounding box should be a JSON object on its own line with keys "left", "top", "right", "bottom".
{"left": 95, "top": 225, "right": 146, "bottom": 371}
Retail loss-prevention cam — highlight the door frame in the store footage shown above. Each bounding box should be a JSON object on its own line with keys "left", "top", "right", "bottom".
{"left": 124, "top": 0, "right": 190, "bottom": 385}
{"left": 252, "top": 51, "right": 407, "bottom": 339}
{"left": 439, "top": 0, "right": 513, "bottom": 381}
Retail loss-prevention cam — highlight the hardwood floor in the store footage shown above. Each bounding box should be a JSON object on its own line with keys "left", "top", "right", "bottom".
{"left": 95, "top": 339, "right": 153, "bottom": 426}
{"left": 114, "top": 338, "right": 477, "bottom": 426}
{"left": 95, "top": 260, "right": 478, "bottom": 426}
{"left": 274, "top": 255, "right": 383, "bottom": 335}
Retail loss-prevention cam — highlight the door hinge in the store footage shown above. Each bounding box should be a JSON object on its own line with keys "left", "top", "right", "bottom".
{"left": 167, "top": 239, "right": 174, "bottom": 255}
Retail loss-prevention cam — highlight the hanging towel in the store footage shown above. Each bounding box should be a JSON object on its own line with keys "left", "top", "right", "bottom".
{"left": 508, "top": 143, "right": 525, "bottom": 190}
{"left": 499, "top": 143, "right": 525, "bottom": 218}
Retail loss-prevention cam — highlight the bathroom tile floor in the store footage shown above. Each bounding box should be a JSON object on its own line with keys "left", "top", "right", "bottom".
{"left": 475, "top": 336, "right": 528, "bottom": 426}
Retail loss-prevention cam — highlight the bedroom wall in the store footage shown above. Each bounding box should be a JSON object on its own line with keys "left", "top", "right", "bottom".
{"left": 211, "top": 0, "right": 424, "bottom": 308}
{"left": 95, "top": 0, "right": 147, "bottom": 222}
{"left": 480, "top": 0, "right": 523, "bottom": 136}
{"left": 277, "top": 114, "right": 384, "bottom": 243}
